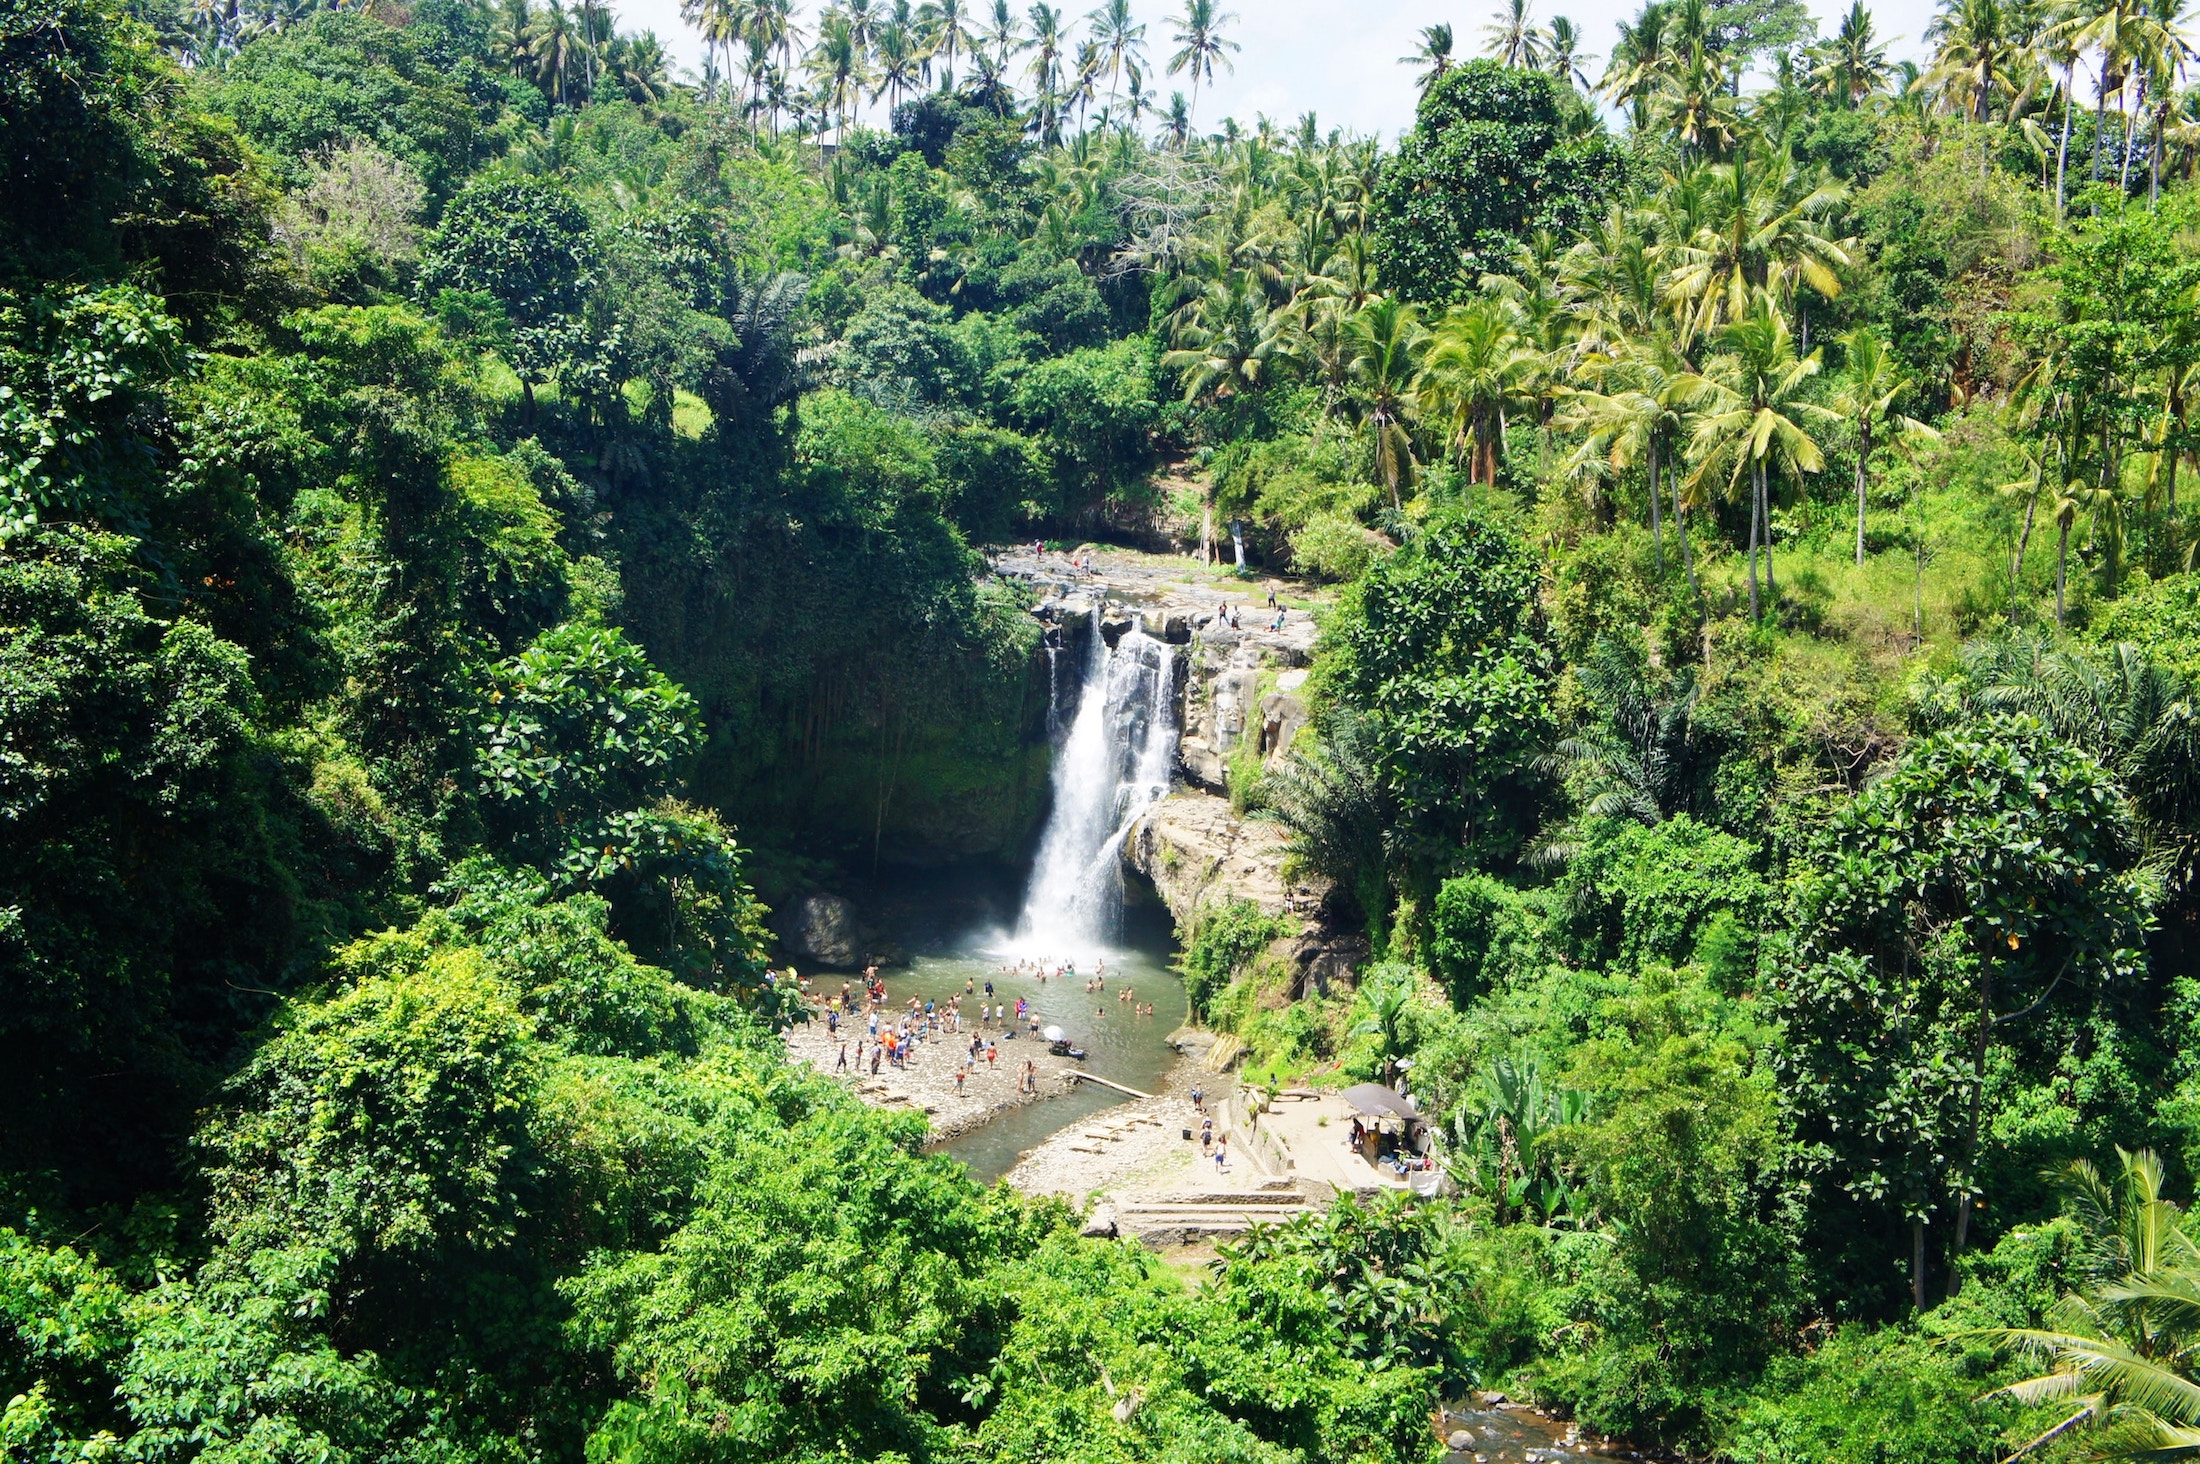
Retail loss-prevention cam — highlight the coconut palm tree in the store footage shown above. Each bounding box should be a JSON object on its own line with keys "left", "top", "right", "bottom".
{"left": 978, "top": 0, "right": 1022, "bottom": 69}
{"left": 531, "top": 0, "right": 582, "bottom": 103}
{"left": 2056, "top": 0, "right": 2145, "bottom": 188}
{"left": 1024, "top": 3, "right": 1066, "bottom": 141}
{"left": 1811, "top": 0, "right": 1891, "bottom": 106}
{"left": 1345, "top": 297, "right": 1429, "bottom": 509}
{"left": 496, "top": 0, "right": 534, "bottom": 78}
{"left": 806, "top": 11, "right": 870, "bottom": 136}
{"left": 1086, "top": 0, "right": 1144, "bottom": 110}
{"left": 1683, "top": 298, "right": 1835, "bottom": 620}
{"left": 1167, "top": 0, "right": 1239, "bottom": 126}
{"left": 1546, "top": 16, "right": 1595, "bottom": 91}
{"left": 1400, "top": 22, "right": 1456, "bottom": 93}
{"left": 1663, "top": 143, "right": 1850, "bottom": 345}
{"left": 1161, "top": 89, "right": 1192, "bottom": 145}
{"left": 1483, "top": 0, "right": 1548, "bottom": 68}
{"left": 1417, "top": 298, "right": 1532, "bottom": 487}
{"left": 1832, "top": 326, "right": 1939, "bottom": 566}
{"left": 1602, "top": 0, "right": 1674, "bottom": 130}
{"left": 1563, "top": 340, "right": 1695, "bottom": 581}
{"left": 918, "top": 0, "right": 972, "bottom": 86}
{"left": 1161, "top": 269, "right": 1285, "bottom": 405}
{"left": 1987, "top": 1148, "right": 2200, "bottom": 1463}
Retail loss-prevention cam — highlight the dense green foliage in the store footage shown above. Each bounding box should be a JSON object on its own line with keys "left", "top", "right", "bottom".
{"left": 19, "top": 0, "right": 2200, "bottom": 1459}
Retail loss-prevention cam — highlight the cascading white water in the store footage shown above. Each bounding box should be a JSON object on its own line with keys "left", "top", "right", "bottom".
{"left": 1015, "top": 609, "right": 1179, "bottom": 952}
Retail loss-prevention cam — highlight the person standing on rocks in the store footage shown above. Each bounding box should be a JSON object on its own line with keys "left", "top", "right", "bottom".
{"left": 835, "top": 1042, "right": 848, "bottom": 1073}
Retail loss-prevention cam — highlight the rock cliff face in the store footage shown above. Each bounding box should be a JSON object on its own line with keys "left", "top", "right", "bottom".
{"left": 1121, "top": 793, "right": 1298, "bottom": 922}
{"left": 999, "top": 549, "right": 1361, "bottom": 990}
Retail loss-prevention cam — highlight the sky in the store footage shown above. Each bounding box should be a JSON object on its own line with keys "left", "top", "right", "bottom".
{"left": 620, "top": 0, "right": 1941, "bottom": 142}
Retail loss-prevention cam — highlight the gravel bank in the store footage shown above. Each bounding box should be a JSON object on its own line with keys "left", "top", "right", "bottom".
{"left": 782, "top": 1017, "right": 1087, "bottom": 1143}
{"left": 1005, "top": 1060, "right": 1227, "bottom": 1200}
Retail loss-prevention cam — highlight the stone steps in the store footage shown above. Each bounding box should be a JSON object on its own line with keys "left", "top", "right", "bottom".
{"left": 1109, "top": 1180, "right": 1318, "bottom": 1240}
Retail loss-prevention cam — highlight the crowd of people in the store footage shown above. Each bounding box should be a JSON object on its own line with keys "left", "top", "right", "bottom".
{"left": 778, "top": 954, "right": 1158, "bottom": 1100}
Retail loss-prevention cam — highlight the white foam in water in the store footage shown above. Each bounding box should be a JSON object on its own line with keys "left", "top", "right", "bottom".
{"left": 1014, "top": 608, "right": 1179, "bottom": 959}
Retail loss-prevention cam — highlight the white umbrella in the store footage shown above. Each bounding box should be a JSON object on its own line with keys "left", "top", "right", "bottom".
{"left": 1042, "top": 1026, "right": 1066, "bottom": 1043}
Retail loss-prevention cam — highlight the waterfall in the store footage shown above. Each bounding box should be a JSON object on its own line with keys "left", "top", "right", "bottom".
{"left": 1016, "top": 610, "right": 1179, "bottom": 953}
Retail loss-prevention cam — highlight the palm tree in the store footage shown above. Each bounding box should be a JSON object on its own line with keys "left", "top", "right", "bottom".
{"left": 1400, "top": 22, "right": 1456, "bottom": 93}
{"left": 1811, "top": 0, "right": 1891, "bottom": 106}
{"left": 806, "top": 11, "right": 870, "bottom": 136}
{"left": 1483, "top": 0, "right": 1548, "bottom": 68}
{"left": 1663, "top": 143, "right": 1850, "bottom": 345}
{"left": 531, "top": 0, "right": 581, "bottom": 103}
{"left": 1086, "top": 0, "right": 1144, "bottom": 111}
{"left": 1534, "top": 639, "right": 1705, "bottom": 861}
{"left": 1417, "top": 299, "right": 1531, "bottom": 486}
{"left": 1546, "top": 16, "right": 1595, "bottom": 91}
{"left": 1602, "top": 0, "right": 1674, "bottom": 130}
{"left": 1654, "top": 41, "right": 1741, "bottom": 157}
{"left": 1267, "top": 710, "right": 1398, "bottom": 948}
{"left": 2057, "top": 0, "right": 2144, "bottom": 188}
{"left": 615, "top": 30, "right": 673, "bottom": 104}
{"left": 1024, "top": 3, "right": 1066, "bottom": 141}
{"left": 874, "top": 18, "right": 922, "bottom": 112}
{"left": 1161, "top": 269, "right": 1285, "bottom": 406}
{"left": 2136, "top": 0, "right": 2200, "bottom": 202}
{"left": 1351, "top": 967, "right": 1417, "bottom": 1086}
{"left": 1927, "top": 0, "right": 2019, "bottom": 174}
{"left": 1167, "top": 0, "right": 1239, "bottom": 126}
{"left": 919, "top": 0, "right": 972, "bottom": 86}
{"left": 1683, "top": 298, "right": 1836, "bottom": 620}
{"left": 1161, "top": 89, "right": 1192, "bottom": 145}
{"left": 978, "top": 0, "right": 1022, "bottom": 69}
{"left": 1345, "top": 298, "right": 1429, "bottom": 509}
{"left": 1563, "top": 341, "right": 1693, "bottom": 581}
{"left": 1831, "top": 326, "right": 1938, "bottom": 566}
{"left": 495, "top": 0, "right": 534, "bottom": 78}
{"left": 1987, "top": 1149, "right": 2200, "bottom": 1463}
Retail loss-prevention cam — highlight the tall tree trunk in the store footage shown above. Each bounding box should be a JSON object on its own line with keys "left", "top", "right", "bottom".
{"left": 2056, "top": 61, "right": 2075, "bottom": 222}
{"left": 2012, "top": 466, "right": 2040, "bottom": 622}
{"left": 2056, "top": 515, "right": 2071, "bottom": 628}
{"left": 2122, "top": 79, "right": 2144, "bottom": 195}
{"left": 1760, "top": 458, "right": 1776, "bottom": 609}
{"left": 1855, "top": 424, "right": 1872, "bottom": 566}
{"left": 1648, "top": 442, "right": 1665, "bottom": 572}
{"left": 1911, "top": 1214, "right": 1928, "bottom": 1314}
{"left": 2093, "top": 72, "right": 2110, "bottom": 185}
{"left": 1947, "top": 965, "right": 1995, "bottom": 1300}
{"left": 1746, "top": 462, "right": 1763, "bottom": 620}
{"left": 1675, "top": 487, "right": 1701, "bottom": 600}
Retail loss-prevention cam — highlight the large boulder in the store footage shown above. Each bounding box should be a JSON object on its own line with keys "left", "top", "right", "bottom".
{"left": 771, "top": 893, "right": 865, "bottom": 968}
{"left": 1257, "top": 692, "right": 1308, "bottom": 767}
{"left": 1121, "top": 790, "right": 1303, "bottom": 924}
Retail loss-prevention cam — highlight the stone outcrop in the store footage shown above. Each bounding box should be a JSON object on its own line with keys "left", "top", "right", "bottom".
{"left": 1121, "top": 792, "right": 1300, "bottom": 924}
{"left": 770, "top": 893, "right": 905, "bottom": 969}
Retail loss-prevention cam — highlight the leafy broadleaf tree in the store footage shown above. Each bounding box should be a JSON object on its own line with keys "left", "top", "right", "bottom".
{"left": 1778, "top": 715, "right": 2149, "bottom": 1312}
{"left": 1324, "top": 514, "right": 1556, "bottom": 881}
{"left": 417, "top": 176, "right": 593, "bottom": 420}
{"left": 1371, "top": 60, "right": 1628, "bottom": 304}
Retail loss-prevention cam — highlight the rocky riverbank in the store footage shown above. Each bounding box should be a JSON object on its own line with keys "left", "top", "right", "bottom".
{"left": 1005, "top": 1058, "right": 1219, "bottom": 1201}
{"left": 781, "top": 1017, "right": 1085, "bottom": 1142}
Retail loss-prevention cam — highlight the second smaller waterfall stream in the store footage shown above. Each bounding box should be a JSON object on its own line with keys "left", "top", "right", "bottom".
{"left": 1016, "top": 611, "right": 1179, "bottom": 952}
